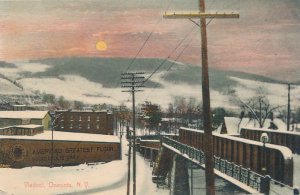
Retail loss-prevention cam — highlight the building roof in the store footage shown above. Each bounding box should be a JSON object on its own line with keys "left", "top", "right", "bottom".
{"left": 216, "top": 117, "right": 287, "bottom": 135}
{"left": 15, "top": 124, "right": 44, "bottom": 129}
{"left": 56, "top": 110, "right": 108, "bottom": 113}
{"left": 0, "top": 130, "right": 119, "bottom": 143}
{"left": 0, "top": 111, "right": 49, "bottom": 119}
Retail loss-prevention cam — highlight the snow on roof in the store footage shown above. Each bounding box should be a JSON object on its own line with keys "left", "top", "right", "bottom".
{"left": 0, "top": 111, "right": 49, "bottom": 119}
{"left": 140, "top": 139, "right": 160, "bottom": 142}
{"left": 56, "top": 110, "right": 108, "bottom": 113}
{"left": 0, "top": 130, "right": 119, "bottom": 143}
{"left": 0, "top": 124, "right": 43, "bottom": 130}
{"left": 14, "top": 124, "right": 43, "bottom": 129}
{"left": 216, "top": 117, "right": 287, "bottom": 135}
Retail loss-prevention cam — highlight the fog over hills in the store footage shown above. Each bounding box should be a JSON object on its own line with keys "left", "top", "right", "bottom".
{"left": 0, "top": 57, "right": 299, "bottom": 110}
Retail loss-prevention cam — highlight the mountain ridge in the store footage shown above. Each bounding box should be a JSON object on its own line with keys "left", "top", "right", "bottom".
{"left": 28, "top": 57, "right": 284, "bottom": 90}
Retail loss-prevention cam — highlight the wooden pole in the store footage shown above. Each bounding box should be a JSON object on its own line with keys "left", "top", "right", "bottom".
{"left": 163, "top": 5, "right": 238, "bottom": 195}
{"left": 127, "top": 126, "right": 131, "bottom": 195}
{"left": 199, "top": 0, "right": 215, "bottom": 194}
{"left": 287, "top": 83, "right": 291, "bottom": 131}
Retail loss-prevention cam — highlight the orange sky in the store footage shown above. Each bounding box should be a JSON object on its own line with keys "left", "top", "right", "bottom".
{"left": 1, "top": 0, "right": 300, "bottom": 81}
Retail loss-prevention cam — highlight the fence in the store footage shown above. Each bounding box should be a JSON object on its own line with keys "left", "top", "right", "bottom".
{"left": 162, "top": 136, "right": 271, "bottom": 194}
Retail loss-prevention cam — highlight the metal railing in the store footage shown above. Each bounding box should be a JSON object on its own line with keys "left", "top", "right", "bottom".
{"left": 162, "top": 136, "right": 270, "bottom": 193}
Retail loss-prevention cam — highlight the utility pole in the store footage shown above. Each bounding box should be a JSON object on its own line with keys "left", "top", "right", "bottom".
{"left": 118, "top": 105, "right": 126, "bottom": 160}
{"left": 163, "top": 2, "right": 239, "bottom": 195}
{"left": 122, "top": 72, "right": 145, "bottom": 195}
{"left": 287, "top": 83, "right": 291, "bottom": 131}
{"left": 126, "top": 125, "right": 131, "bottom": 195}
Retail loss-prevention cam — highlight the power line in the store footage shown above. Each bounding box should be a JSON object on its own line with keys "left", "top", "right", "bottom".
{"left": 142, "top": 29, "right": 199, "bottom": 101}
{"left": 144, "top": 16, "right": 216, "bottom": 84}
{"left": 111, "top": 0, "right": 175, "bottom": 89}
{"left": 144, "top": 25, "right": 198, "bottom": 83}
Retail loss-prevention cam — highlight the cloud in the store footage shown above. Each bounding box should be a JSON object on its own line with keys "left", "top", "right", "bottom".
{"left": 0, "top": 0, "right": 300, "bottom": 81}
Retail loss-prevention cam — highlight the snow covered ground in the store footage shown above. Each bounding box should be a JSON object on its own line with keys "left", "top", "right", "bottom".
{"left": 1, "top": 61, "right": 298, "bottom": 110}
{"left": 0, "top": 136, "right": 169, "bottom": 195}
{"left": 293, "top": 154, "right": 300, "bottom": 188}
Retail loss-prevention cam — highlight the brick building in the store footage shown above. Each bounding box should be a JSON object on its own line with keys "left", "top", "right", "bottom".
{"left": 54, "top": 110, "right": 113, "bottom": 135}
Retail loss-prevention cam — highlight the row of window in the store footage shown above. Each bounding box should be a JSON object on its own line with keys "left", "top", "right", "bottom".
{"left": 59, "top": 123, "right": 100, "bottom": 129}
{"left": 60, "top": 115, "right": 102, "bottom": 121}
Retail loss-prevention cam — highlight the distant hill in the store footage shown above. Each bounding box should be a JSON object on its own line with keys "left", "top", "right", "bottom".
{"left": 30, "top": 57, "right": 176, "bottom": 88}
{"left": 30, "top": 57, "right": 282, "bottom": 91}
{"left": 0, "top": 61, "right": 16, "bottom": 68}
{"left": 0, "top": 57, "right": 295, "bottom": 108}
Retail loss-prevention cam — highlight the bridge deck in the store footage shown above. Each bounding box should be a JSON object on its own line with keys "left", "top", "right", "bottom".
{"left": 162, "top": 142, "right": 259, "bottom": 194}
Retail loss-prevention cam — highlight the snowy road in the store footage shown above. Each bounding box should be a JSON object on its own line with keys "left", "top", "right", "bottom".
{"left": 0, "top": 137, "right": 169, "bottom": 195}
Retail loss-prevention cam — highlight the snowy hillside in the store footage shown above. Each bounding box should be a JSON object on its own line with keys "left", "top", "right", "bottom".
{"left": 0, "top": 58, "right": 298, "bottom": 110}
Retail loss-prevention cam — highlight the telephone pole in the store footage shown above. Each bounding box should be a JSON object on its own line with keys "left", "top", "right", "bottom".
{"left": 121, "top": 72, "right": 145, "bottom": 195}
{"left": 287, "top": 83, "right": 291, "bottom": 131}
{"left": 163, "top": 2, "right": 239, "bottom": 195}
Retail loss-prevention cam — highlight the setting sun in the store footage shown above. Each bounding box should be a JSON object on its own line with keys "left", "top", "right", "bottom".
{"left": 96, "top": 41, "right": 107, "bottom": 51}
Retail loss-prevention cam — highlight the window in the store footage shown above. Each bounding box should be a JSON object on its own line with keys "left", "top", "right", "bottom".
{"left": 79, "top": 115, "right": 82, "bottom": 121}
{"left": 70, "top": 115, "right": 73, "bottom": 121}
{"left": 87, "top": 123, "right": 90, "bottom": 129}
{"left": 97, "top": 115, "right": 100, "bottom": 121}
{"left": 70, "top": 123, "right": 73, "bottom": 129}
{"left": 87, "top": 116, "right": 90, "bottom": 121}
{"left": 79, "top": 124, "right": 82, "bottom": 129}
{"left": 97, "top": 124, "right": 99, "bottom": 129}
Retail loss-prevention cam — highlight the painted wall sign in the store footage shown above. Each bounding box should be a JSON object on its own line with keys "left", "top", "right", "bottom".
{"left": 0, "top": 139, "right": 120, "bottom": 167}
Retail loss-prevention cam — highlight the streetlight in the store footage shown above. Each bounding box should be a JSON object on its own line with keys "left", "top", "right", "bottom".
{"left": 50, "top": 112, "right": 63, "bottom": 168}
{"left": 260, "top": 132, "right": 269, "bottom": 175}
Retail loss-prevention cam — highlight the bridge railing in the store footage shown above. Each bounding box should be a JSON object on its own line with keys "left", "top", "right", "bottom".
{"left": 178, "top": 127, "right": 294, "bottom": 186}
{"left": 240, "top": 127, "right": 300, "bottom": 154}
{"left": 162, "top": 136, "right": 270, "bottom": 193}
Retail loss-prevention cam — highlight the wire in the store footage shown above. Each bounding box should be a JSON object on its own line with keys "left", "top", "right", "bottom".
{"left": 144, "top": 25, "right": 198, "bottom": 83}
{"left": 107, "top": 0, "right": 175, "bottom": 104}
{"left": 144, "top": 15, "right": 215, "bottom": 84}
{"left": 114, "top": 0, "right": 175, "bottom": 87}
{"left": 142, "top": 29, "right": 199, "bottom": 102}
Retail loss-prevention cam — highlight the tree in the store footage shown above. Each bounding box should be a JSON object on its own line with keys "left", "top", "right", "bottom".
{"left": 42, "top": 93, "right": 56, "bottom": 104}
{"left": 73, "top": 101, "right": 84, "bottom": 110}
{"left": 141, "top": 101, "right": 162, "bottom": 132}
{"left": 239, "top": 95, "right": 282, "bottom": 128}
{"left": 57, "top": 96, "right": 71, "bottom": 109}
{"left": 166, "top": 103, "right": 174, "bottom": 118}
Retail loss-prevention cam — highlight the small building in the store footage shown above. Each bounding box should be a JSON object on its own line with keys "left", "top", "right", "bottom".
{"left": 0, "top": 124, "right": 44, "bottom": 136}
{"left": 216, "top": 117, "right": 287, "bottom": 136}
{"left": 0, "top": 111, "right": 51, "bottom": 130}
{"left": 12, "top": 105, "right": 26, "bottom": 111}
{"left": 54, "top": 110, "right": 113, "bottom": 135}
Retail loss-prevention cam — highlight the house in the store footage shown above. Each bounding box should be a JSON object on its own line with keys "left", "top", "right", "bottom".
{"left": 215, "top": 117, "right": 287, "bottom": 135}
{"left": 0, "top": 124, "right": 44, "bottom": 136}
{"left": 0, "top": 111, "right": 50, "bottom": 130}
{"left": 54, "top": 110, "right": 114, "bottom": 135}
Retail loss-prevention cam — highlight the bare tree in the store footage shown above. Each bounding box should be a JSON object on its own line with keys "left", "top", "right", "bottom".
{"left": 234, "top": 87, "right": 283, "bottom": 128}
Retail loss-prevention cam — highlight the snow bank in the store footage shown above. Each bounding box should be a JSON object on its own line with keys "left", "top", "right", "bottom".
{"left": 0, "top": 135, "right": 169, "bottom": 195}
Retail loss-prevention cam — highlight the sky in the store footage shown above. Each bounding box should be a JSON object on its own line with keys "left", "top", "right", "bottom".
{"left": 0, "top": 0, "right": 300, "bottom": 81}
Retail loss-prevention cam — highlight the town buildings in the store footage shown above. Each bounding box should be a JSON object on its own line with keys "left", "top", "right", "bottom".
{"left": 54, "top": 110, "right": 113, "bottom": 135}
